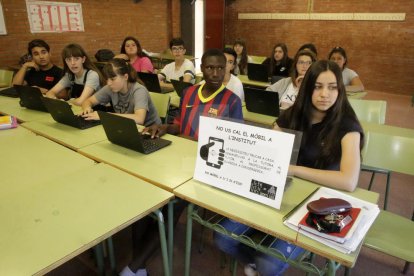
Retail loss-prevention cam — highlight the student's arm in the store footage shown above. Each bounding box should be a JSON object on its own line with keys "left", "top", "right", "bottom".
{"left": 288, "top": 132, "right": 361, "bottom": 192}
{"left": 81, "top": 95, "right": 100, "bottom": 113}
{"left": 182, "top": 74, "right": 193, "bottom": 83}
{"left": 45, "top": 82, "right": 66, "bottom": 98}
{"left": 72, "top": 86, "right": 95, "bottom": 106}
{"left": 143, "top": 123, "right": 180, "bottom": 138}
{"left": 115, "top": 109, "right": 147, "bottom": 125}
{"left": 12, "top": 62, "right": 37, "bottom": 86}
{"left": 346, "top": 76, "right": 364, "bottom": 93}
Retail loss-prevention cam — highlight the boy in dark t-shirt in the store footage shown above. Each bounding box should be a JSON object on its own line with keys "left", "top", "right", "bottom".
{"left": 12, "top": 39, "right": 63, "bottom": 94}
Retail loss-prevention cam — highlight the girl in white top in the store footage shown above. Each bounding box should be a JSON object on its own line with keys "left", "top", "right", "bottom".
{"left": 46, "top": 43, "right": 104, "bottom": 106}
{"left": 266, "top": 50, "right": 316, "bottom": 110}
{"left": 328, "top": 46, "right": 364, "bottom": 92}
{"left": 233, "top": 39, "right": 253, "bottom": 75}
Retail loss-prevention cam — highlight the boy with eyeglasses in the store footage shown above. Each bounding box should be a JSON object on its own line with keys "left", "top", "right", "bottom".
{"left": 158, "top": 38, "right": 195, "bottom": 91}
{"left": 12, "top": 39, "right": 63, "bottom": 94}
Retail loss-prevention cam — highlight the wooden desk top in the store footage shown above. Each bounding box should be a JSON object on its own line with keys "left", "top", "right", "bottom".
{"left": 78, "top": 134, "right": 198, "bottom": 191}
{"left": 238, "top": 75, "right": 270, "bottom": 88}
{"left": 21, "top": 117, "right": 108, "bottom": 150}
{"left": 174, "top": 178, "right": 379, "bottom": 267}
{"left": 0, "top": 127, "right": 94, "bottom": 188}
{"left": 243, "top": 106, "right": 276, "bottom": 127}
{"left": 0, "top": 163, "right": 173, "bottom": 276}
{"left": 361, "top": 122, "right": 414, "bottom": 138}
{"left": 0, "top": 96, "right": 51, "bottom": 122}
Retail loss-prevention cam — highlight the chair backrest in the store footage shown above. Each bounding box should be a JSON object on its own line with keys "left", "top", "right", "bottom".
{"left": 149, "top": 92, "right": 170, "bottom": 123}
{"left": 249, "top": 55, "right": 267, "bottom": 64}
{"left": 362, "top": 131, "right": 414, "bottom": 176}
{"left": 0, "top": 69, "right": 14, "bottom": 88}
{"left": 349, "top": 99, "right": 387, "bottom": 124}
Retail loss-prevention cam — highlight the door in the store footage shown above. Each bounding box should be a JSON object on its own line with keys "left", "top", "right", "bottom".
{"left": 205, "top": 0, "right": 225, "bottom": 49}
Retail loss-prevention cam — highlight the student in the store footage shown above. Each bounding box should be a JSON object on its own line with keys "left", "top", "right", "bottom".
{"left": 147, "top": 48, "right": 243, "bottom": 140}
{"left": 81, "top": 58, "right": 161, "bottom": 126}
{"left": 215, "top": 60, "right": 364, "bottom": 276}
{"left": 233, "top": 39, "right": 253, "bottom": 75}
{"left": 266, "top": 50, "right": 316, "bottom": 110}
{"left": 158, "top": 38, "right": 196, "bottom": 90}
{"left": 119, "top": 49, "right": 243, "bottom": 276}
{"left": 46, "top": 43, "right": 104, "bottom": 106}
{"left": 116, "top": 36, "right": 154, "bottom": 73}
{"left": 328, "top": 46, "right": 364, "bottom": 92}
{"left": 261, "top": 43, "right": 293, "bottom": 78}
{"left": 198, "top": 48, "right": 244, "bottom": 101}
{"left": 298, "top": 43, "right": 318, "bottom": 58}
{"left": 12, "top": 39, "right": 63, "bottom": 94}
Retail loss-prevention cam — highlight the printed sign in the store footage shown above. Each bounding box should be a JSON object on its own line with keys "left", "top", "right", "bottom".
{"left": 194, "top": 116, "right": 295, "bottom": 209}
{"left": 26, "top": 0, "right": 84, "bottom": 33}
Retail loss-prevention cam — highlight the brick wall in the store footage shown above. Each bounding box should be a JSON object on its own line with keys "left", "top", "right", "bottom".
{"left": 224, "top": 0, "right": 414, "bottom": 95}
{"left": 0, "top": 0, "right": 180, "bottom": 67}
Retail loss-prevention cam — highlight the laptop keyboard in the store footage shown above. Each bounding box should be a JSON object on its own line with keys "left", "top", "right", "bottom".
{"left": 76, "top": 116, "right": 101, "bottom": 129}
{"left": 142, "top": 138, "right": 164, "bottom": 153}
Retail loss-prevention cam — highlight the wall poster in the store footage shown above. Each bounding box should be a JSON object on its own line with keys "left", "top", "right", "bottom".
{"left": 26, "top": 0, "right": 84, "bottom": 33}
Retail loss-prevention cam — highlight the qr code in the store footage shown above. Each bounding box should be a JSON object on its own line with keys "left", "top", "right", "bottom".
{"left": 249, "top": 179, "right": 277, "bottom": 200}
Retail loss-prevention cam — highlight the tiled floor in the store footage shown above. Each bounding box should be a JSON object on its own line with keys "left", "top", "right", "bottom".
{"left": 47, "top": 91, "right": 414, "bottom": 276}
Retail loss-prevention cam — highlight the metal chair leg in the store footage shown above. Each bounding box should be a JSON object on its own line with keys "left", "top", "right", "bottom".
{"left": 154, "top": 209, "right": 170, "bottom": 276}
{"left": 107, "top": 237, "right": 116, "bottom": 275}
{"left": 93, "top": 243, "right": 105, "bottom": 276}
{"left": 367, "top": 172, "right": 376, "bottom": 190}
{"left": 383, "top": 172, "right": 391, "bottom": 210}
{"left": 403, "top": 261, "right": 410, "bottom": 274}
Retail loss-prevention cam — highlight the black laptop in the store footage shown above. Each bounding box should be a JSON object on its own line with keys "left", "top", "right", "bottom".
{"left": 247, "top": 63, "right": 270, "bottom": 83}
{"left": 16, "top": 85, "right": 48, "bottom": 112}
{"left": 170, "top": 79, "right": 192, "bottom": 97}
{"left": 138, "top": 72, "right": 174, "bottom": 93}
{"left": 244, "top": 87, "right": 280, "bottom": 117}
{"left": 97, "top": 111, "right": 171, "bottom": 154}
{"left": 41, "top": 97, "right": 101, "bottom": 129}
{"left": 0, "top": 86, "right": 19, "bottom": 98}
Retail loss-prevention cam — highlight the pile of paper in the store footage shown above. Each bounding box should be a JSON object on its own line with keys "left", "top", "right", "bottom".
{"left": 284, "top": 187, "right": 380, "bottom": 254}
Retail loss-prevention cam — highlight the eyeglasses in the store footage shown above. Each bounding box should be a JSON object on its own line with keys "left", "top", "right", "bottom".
{"left": 297, "top": 60, "right": 312, "bottom": 66}
{"left": 171, "top": 46, "right": 184, "bottom": 52}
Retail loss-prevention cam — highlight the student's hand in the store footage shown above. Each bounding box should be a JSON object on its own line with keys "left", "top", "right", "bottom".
{"left": 23, "top": 61, "right": 39, "bottom": 71}
{"left": 45, "top": 90, "right": 57, "bottom": 99}
{"left": 295, "top": 75, "right": 304, "bottom": 87}
{"left": 81, "top": 107, "right": 94, "bottom": 115}
{"left": 82, "top": 111, "right": 99, "bottom": 120}
{"left": 72, "top": 98, "right": 83, "bottom": 106}
{"left": 114, "top": 53, "right": 129, "bottom": 61}
{"left": 142, "top": 124, "right": 168, "bottom": 138}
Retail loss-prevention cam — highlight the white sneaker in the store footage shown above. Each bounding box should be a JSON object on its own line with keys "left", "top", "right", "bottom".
{"left": 135, "top": 268, "right": 148, "bottom": 276}
{"left": 244, "top": 263, "right": 258, "bottom": 276}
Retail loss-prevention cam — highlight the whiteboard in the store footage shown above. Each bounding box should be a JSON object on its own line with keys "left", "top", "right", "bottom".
{"left": 0, "top": 1, "right": 6, "bottom": 35}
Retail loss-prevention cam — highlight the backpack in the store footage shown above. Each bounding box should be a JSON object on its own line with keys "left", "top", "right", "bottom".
{"left": 95, "top": 49, "right": 115, "bottom": 62}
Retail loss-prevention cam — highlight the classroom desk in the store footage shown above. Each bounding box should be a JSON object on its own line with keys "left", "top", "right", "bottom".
{"left": 0, "top": 96, "right": 51, "bottom": 122}
{"left": 175, "top": 178, "right": 379, "bottom": 276}
{"left": 78, "top": 134, "right": 197, "bottom": 192}
{"left": 238, "top": 74, "right": 270, "bottom": 88}
{"left": 168, "top": 91, "right": 181, "bottom": 108}
{"left": 21, "top": 117, "right": 108, "bottom": 150}
{"left": 0, "top": 163, "right": 173, "bottom": 276}
{"left": 0, "top": 127, "right": 95, "bottom": 186}
{"left": 346, "top": 91, "right": 368, "bottom": 99}
{"left": 243, "top": 106, "right": 276, "bottom": 127}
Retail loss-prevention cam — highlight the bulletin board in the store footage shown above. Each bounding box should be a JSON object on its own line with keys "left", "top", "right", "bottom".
{"left": 26, "top": 0, "right": 84, "bottom": 33}
{"left": 0, "top": 1, "right": 6, "bottom": 35}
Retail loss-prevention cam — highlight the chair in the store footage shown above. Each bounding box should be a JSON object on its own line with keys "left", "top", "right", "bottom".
{"left": 361, "top": 131, "right": 414, "bottom": 209}
{"left": 149, "top": 92, "right": 171, "bottom": 123}
{"left": 0, "top": 69, "right": 14, "bottom": 88}
{"left": 364, "top": 210, "right": 414, "bottom": 274}
{"left": 348, "top": 98, "right": 387, "bottom": 124}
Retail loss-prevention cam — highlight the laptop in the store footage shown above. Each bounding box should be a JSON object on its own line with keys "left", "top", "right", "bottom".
{"left": 16, "top": 85, "right": 48, "bottom": 112}
{"left": 247, "top": 63, "right": 270, "bottom": 83}
{"left": 170, "top": 79, "right": 192, "bottom": 97}
{"left": 41, "top": 97, "right": 101, "bottom": 129}
{"left": 138, "top": 72, "right": 174, "bottom": 93}
{"left": 97, "top": 111, "right": 171, "bottom": 154}
{"left": 0, "top": 86, "right": 19, "bottom": 98}
{"left": 244, "top": 87, "right": 280, "bottom": 117}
